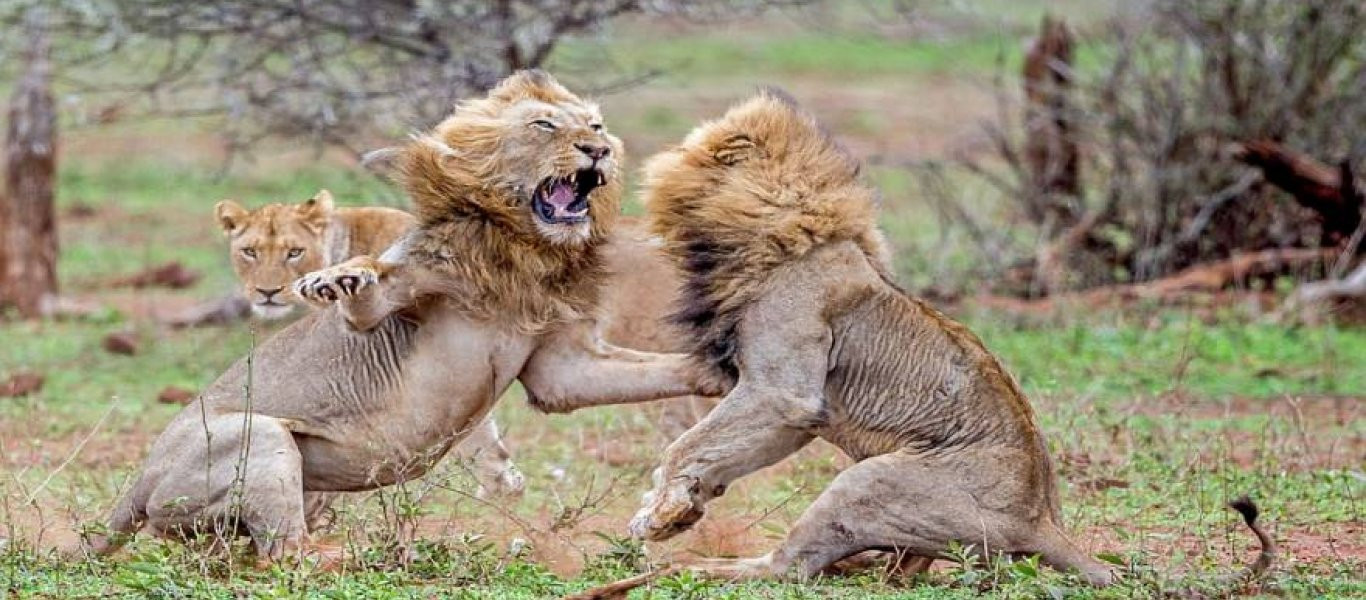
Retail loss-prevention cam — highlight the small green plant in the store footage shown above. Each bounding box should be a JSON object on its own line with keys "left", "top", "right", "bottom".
{"left": 581, "top": 532, "right": 647, "bottom": 580}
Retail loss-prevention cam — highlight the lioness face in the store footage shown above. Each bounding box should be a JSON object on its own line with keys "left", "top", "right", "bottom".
{"left": 214, "top": 192, "right": 332, "bottom": 319}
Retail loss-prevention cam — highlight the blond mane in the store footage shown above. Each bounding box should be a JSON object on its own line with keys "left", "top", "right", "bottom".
{"left": 642, "top": 89, "right": 892, "bottom": 382}
{"left": 396, "top": 70, "right": 624, "bottom": 333}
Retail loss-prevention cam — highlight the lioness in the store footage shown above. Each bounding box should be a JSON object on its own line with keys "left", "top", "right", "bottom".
{"left": 214, "top": 189, "right": 413, "bottom": 321}
{"left": 88, "top": 70, "right": 722, "bottom": 560}
{"left": 213, "top": 190, "right": 525, "bottom": 501}
{"left": 612, "top": 91, "right": 1272, "bottom": 586}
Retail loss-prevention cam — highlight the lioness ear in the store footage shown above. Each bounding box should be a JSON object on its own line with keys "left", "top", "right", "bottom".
{"left": 713, "top": 134, "right": 758, "bottom": 165}
{"left": 298, "top": 190, "right": 334, "bottom": 230}
{"left": 214, "top": 200, "right": 248, "bottom": 235}
{"left": 305, "top": 189, "right": 335, "bottom": 212}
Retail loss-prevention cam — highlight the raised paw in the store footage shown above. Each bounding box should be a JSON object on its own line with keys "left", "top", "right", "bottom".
{"left": 293, "top": 260, "right": 380, "bottom": 308}
{"left": 628, "top": 476, "right": 705, "bottom": 542}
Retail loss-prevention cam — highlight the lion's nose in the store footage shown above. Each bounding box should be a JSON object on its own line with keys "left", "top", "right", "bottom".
{"left": 256, "top": 286, "right": 283, "bottom": 300}
{"left": 574, "top": 143, "right": 610, "bottom": 161}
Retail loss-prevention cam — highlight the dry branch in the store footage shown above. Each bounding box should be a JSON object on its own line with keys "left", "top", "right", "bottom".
{"left": 1233, "top": 139, "right": 1364, "bottom": 243}
{"left": 1022, "top": 15, "right": 1081, "bottom": 213}
{"left": 977, "top": 248, "right": 1337, "bottom": 315}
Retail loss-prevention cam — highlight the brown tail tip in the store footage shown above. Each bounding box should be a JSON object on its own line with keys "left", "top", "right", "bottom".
{"left": 1228, "top": 496, "right": 1259, "bottom": 525}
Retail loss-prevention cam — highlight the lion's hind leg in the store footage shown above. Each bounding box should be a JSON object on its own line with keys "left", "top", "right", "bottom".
{"left": 142, "top": 414, "right": 310, "bottom": 562}
{"left": 453, "top": 416, "right": 525, "bottom": 499}
{"left": 755, "top": 450, "right": 1114, "bottom": 585}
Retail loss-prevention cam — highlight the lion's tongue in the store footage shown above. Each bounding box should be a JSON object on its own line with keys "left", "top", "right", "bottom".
{"left": 546, "top": 181, "right": 576, "bottom": 210}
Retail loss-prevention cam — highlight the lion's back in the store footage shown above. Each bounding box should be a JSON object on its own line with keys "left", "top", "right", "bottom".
{"left": 821, "top": 285, "right": 1044, "bottom": 460}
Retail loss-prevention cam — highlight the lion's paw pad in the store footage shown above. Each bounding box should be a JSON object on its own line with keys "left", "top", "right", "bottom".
{"left": 294, "top": 266, "right": 379, "bottom": 305}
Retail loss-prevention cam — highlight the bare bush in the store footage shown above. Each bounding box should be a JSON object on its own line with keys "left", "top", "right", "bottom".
{"left": 0, "top": 0, "right": 778, "bottom": 155}
{"left": 933, "top": 0, "right": 1365, "bottom": 297}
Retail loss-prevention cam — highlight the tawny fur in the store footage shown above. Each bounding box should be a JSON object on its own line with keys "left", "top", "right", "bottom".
{"left": 598, "top": 219, "right": 717, "bottom": 440}
{"left": 215, "top": 189, "right": 414, "bottom": 318}
{"left": 610, "top": 90, "right": 1271, "bottom": 592}
{"left": 644, "top": 89, "right": 892, "bottom": 388}
{"left": 396, "top": 70, "right": 623, "bottom": 334}
{"left": 88, "top": 71, "right": 721, "bottom": 563}
{"left": 215, "top": 189, "right": 526, "bottom": 509}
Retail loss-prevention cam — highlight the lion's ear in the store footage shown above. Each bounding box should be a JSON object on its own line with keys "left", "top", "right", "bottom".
{"left": 360, "top": 147, "right": 403, "bottom": 178}
{"left": 712, "top": 135, "right": 758, "bottom": 165}
{"left": 214, "top": 200, "right": 248, "bottom": 235}
{"left": 298, "top": 190, "right": 334, "bottom": 230}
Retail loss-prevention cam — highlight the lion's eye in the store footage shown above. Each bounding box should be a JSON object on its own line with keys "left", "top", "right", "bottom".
{"left": 590, "top": 123, "right": 603, "bottom": 132}
{"left": 287, "top": 248, "right": 304, "bottom": 259}
{"left": 241, "top": 248, "right": 257, "bottom": 259}
{"left": 530, "top": 119, "right": 556, "bottom": 131}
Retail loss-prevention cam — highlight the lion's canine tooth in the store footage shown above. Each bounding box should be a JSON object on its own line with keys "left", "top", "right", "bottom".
{"left": 569, "top": 172, "right": 577, "bottom": 184}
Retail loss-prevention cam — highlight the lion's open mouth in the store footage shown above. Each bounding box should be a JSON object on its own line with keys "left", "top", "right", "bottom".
{"left": 532, "top": 168, "right": 604, "bottom": 225}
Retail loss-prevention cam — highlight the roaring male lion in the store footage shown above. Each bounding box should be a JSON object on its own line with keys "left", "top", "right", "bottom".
{"left": 87, "top": 70, "right": 722, "bottom": 560}
{"left": 605, "top": 91, "right": 1273, "bottom": 587}
{"left": 213, "top": 190, "right": 525, "bottom": 503}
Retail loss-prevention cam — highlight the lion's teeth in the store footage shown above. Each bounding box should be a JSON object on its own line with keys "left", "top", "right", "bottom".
{"left": 569, "top": 172, "right": 577, "bottom": 184}
{"left": 597, "top": 172, "right": 605, "bottom": 186}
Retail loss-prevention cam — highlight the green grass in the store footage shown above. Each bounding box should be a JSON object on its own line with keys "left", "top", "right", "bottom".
{"left": 981, "top": 316, "right": 1366, "bottom": 399}
{"left": 558, "top": 33, "right": 1015, "bottom": 81}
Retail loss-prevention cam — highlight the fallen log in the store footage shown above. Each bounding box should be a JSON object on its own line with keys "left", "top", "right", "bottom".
{"left": 972, "top": 247, "right": 1338, "bottom": 314}
{"left": 1232, "top": 140, "right": 1363, "bottom": 243}
{"left": 109, "top": 261, "right": 201, "bottom": 289}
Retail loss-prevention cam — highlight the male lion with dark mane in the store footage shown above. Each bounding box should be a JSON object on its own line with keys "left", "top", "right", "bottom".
{"left": 576, "top": 90, "right": 1273, "bottom": 594}
{"left": 86, "top": 70, "right": 723, "bottom": 560}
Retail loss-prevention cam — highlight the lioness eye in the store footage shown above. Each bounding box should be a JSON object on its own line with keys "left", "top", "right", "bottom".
{"left": 242, "top": 248, "right": 257, "bottom": 259}
{"left": 531, "top": 119, "right": 556, "bottom": 131}
{"left": 287, "top": 248, "right": 304, "bottom": 259}
{"left": 590, "top": 123, "right": 603, "bottom": 132}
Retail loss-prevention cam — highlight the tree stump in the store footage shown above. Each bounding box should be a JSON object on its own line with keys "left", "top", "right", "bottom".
{"left": 0, "top": 28, "right": 58, "bottom": 318}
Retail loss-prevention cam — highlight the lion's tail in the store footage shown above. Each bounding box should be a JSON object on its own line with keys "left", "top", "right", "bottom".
{"left": 83, "top": 487, "right": 145, "bottom": 556}
{"left": 1165, "top": 497, "right": 1278, "bottom": 596}
{"left": 560, "top": 566, "right": 681, "bottom": 600}
{"left": 1227, "top": 496, "right": 1276, "bottom": 581}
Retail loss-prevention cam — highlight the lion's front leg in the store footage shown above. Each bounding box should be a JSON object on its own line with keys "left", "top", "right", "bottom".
{"left": 629, "top": 385, "right": 815, "bottom": 541}
{"left": 293, "top": 256, "right": 413, "bottom": 331}
{"left": 518, "top": 320, "right": 727, "bottom": 413}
